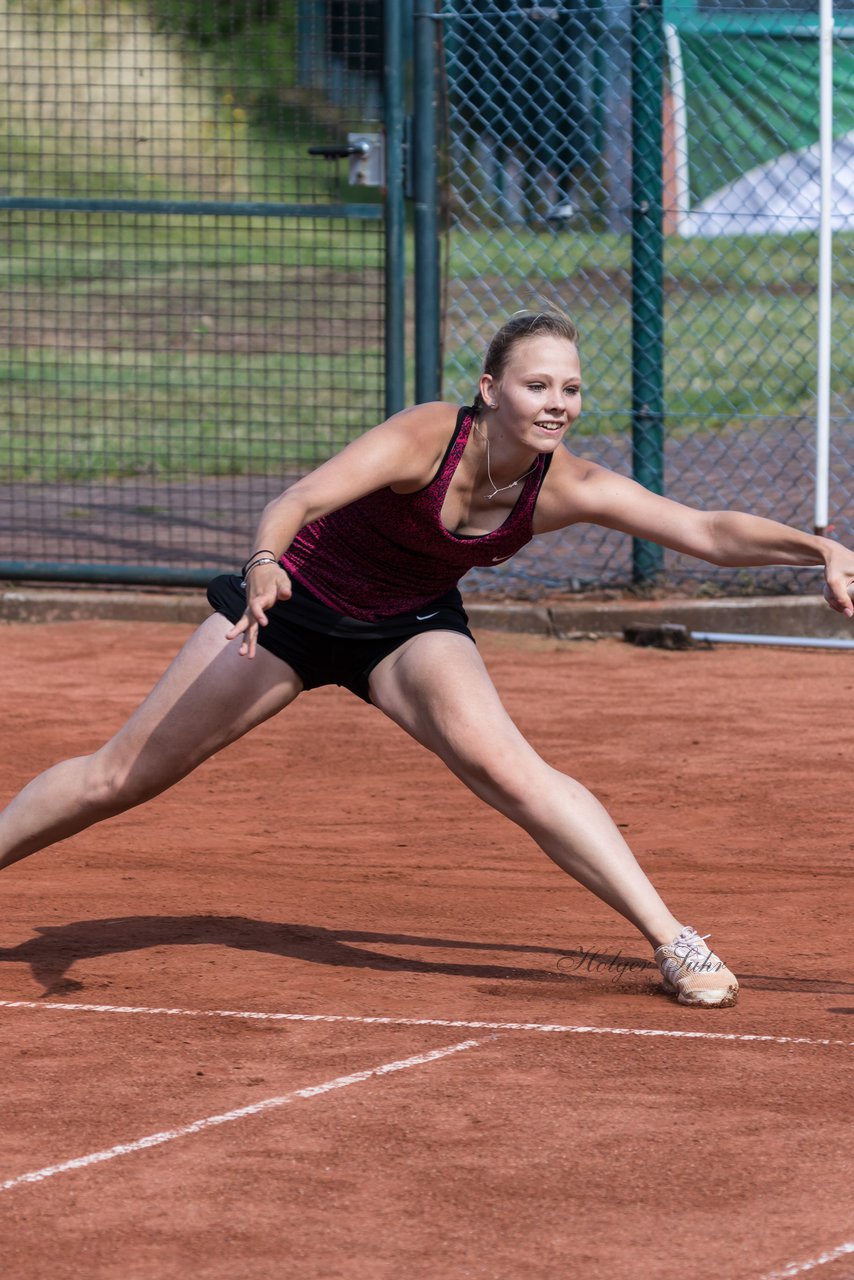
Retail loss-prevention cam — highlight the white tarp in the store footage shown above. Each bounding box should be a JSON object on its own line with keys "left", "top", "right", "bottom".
{"left": 680, "top": 130, "right": 854, "bottom": 237}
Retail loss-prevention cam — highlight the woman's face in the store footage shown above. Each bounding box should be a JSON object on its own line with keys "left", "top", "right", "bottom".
{"left": 481, "top": 334, "right": 582, "bottom": 450}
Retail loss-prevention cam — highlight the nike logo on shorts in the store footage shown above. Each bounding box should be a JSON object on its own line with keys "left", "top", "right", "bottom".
{"left": 416, "top": 610, "right": 440, "bottom": 620}
{"left": 491, "top": 554, "right": 512, "bottom": 562}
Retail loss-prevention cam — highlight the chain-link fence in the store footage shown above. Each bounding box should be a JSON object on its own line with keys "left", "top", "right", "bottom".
{"left": 440, "top": 0, "right": 854, "bottom": 596}
{"left": 1, "top": 1, "right": 852, "bottom": 596}
{"left": 0, "top": 0, "right": 388, "bottom": 583}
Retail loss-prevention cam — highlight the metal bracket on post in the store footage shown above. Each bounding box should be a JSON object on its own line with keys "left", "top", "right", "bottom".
{"left": 347, "top": 134, "right": 385, "bottom": 187}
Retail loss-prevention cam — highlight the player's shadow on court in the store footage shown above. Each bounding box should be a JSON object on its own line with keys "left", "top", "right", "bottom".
{"left": 3, "top": 915, "right": 651, "bottom": 996}
{"left": 2, "top": 915, "right": 853, "bottom": 1001}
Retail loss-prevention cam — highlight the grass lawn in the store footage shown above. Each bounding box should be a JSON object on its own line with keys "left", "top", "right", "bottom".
{"left": 443, "top": 225, "right": 854, "bottom": 434}
{"left": 1, "top": 218, "right": 851, "bottom": 479}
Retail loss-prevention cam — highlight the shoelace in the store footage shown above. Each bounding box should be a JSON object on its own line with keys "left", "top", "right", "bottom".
{"left": 672, "top": 929, "right": 723, "bottom": 973}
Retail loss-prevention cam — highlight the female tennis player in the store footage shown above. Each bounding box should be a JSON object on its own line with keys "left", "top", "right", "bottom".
{"left": 2, "top": 310, "right": 852, "bottom": 1008}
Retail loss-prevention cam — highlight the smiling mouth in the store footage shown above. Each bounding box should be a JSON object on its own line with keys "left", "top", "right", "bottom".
{"left": 536, "top": 421, "right": 564, "bottom": 431}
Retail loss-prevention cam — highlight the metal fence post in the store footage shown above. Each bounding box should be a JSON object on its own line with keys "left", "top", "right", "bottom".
{"left": 297, "top": 0, "right": 325, "bottom": 90}
{"left": 413, "top": 0, "right": 441, "bottom": 403}
{"left": 631, "top": 0, "right": 665, "bottom": 583}
{"left": 384, "top": 0, "right": 407, "bottom": 415}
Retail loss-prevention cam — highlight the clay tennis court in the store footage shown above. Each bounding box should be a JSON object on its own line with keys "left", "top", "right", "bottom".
{"left": 1, "top": 618, "right": 852, "bottom": 1279}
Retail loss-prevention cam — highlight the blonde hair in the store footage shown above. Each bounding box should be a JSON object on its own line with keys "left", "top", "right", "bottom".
{"left": 473, "top": 309, "right": 580, "bottom": 414}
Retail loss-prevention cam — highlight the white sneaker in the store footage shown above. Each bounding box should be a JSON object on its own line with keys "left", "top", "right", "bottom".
{"left": 654, "top": 926, "right": 739, "bottom": 1007}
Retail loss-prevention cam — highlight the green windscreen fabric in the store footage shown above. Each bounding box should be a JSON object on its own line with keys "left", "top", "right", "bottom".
{"left": 677, "top": 26, "right": 854, "bottom": 205}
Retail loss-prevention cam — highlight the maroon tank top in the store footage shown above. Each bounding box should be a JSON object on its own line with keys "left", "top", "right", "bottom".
{"left": 281, "top": 406, "right": 552, "bottom": 622}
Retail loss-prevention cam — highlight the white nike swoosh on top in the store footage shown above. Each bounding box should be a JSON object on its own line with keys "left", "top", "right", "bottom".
{"left": 416, "top": 610, "right": 440, "bottom": 620}
{"left": 491, "top": 554, "right": 513, "bottom": 562}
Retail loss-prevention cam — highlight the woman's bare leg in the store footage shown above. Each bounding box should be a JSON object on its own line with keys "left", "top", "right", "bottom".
{"left": 368, "top": 631, "right": 682, "bottom": 950}
{"left": 0, "top": 613, "right": 302, "bottom": 870}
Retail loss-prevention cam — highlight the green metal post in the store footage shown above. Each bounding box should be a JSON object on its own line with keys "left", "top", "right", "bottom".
{"left": 590, "top": 0, "right": 607, "bottom": 166}
{"left": 384, "top": 0, "right": 407, "bottom": 415}
{"left": 413, "top": 0, "right": 441, "bottom": 403}
{"left": 297, "top": 0, "right": 324, "bottom": 90}
{"left": 630, "top": 0, "right": 665, "bottom": 583}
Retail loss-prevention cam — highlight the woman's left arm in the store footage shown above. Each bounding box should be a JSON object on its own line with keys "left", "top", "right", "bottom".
{"left": 539, "top": 456, "right": 854, "bottom": 617}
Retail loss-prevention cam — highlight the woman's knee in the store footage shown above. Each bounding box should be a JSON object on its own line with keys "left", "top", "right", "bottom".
{"left": 449, "top": 736, "right": 551, "bottom": 814}
{"left": 86, "top": 745, "right": 188, "bottom": 815}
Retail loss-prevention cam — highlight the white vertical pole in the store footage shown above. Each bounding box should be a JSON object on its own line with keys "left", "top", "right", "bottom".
{"left": 664, "top": 23, "right": 690, "bottom": 237}
{"left": 814, "top": 0, "right": 834, "bottom": 534}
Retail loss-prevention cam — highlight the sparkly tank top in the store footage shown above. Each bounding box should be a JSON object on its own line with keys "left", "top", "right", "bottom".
{"left": 281, "top": 406, "right": 552, "bottom": 623}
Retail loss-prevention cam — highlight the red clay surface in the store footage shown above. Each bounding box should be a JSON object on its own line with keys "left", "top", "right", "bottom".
{"left": 1, "top": 620, "right": 852, "bottom": 1280}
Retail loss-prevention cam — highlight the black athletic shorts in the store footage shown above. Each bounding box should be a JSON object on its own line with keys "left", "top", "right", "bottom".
{"left": 206, "top": 573, "right": 475, "bottom": 703}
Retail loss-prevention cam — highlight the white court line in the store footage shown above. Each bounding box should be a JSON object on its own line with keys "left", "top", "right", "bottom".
{"left": 761, "top": 1239, "right": 854, "bottom": 1277}
{"left": 0, "top": 1000, "right": 850, "bottom": 1048}
{"left": 0, "top": 1036, "right": 482, "bottom": 1194}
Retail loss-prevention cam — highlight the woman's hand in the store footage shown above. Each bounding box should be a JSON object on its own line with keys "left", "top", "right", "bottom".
{"left": 225, "top": 562, "right": 293, "bottom": 658}
{"left": 822, "top": 545, "right": 854, "bottom": 617}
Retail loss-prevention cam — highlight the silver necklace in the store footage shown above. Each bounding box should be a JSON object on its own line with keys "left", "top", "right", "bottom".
{"left": 474, "top": 421, "right": 538, "bottom": 500}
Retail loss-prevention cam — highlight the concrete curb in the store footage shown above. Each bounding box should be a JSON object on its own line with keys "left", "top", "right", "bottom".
{"left": 0, "top": 586, "right": 850, "bottom": 640}
{"left": 0, "top": 587, "right": 209, "bottom": 626}
{"left": 543, "top": 594, "right": 853, "bottom": 641}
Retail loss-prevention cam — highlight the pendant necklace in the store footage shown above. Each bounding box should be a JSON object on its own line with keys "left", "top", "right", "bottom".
{"left": 474, "top": 420, "right": 538, "bottom": 500}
